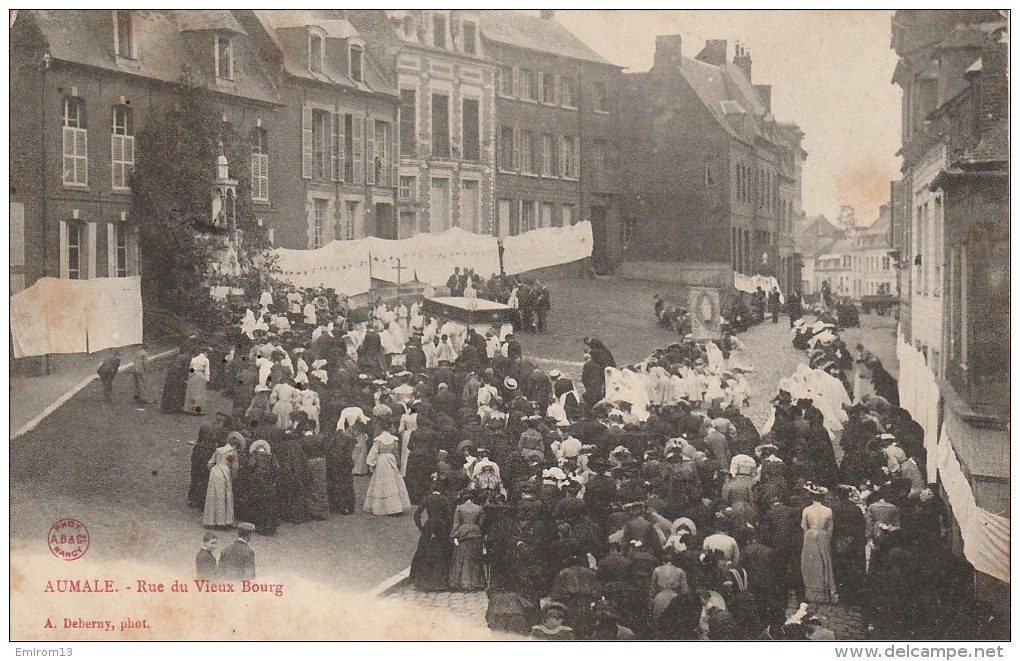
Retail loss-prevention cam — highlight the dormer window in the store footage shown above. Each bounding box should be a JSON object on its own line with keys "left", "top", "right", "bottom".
{"left": 432, "top": 13, "right": 447, "bottom": 49}
{"left": 309, "top": 34, "right": 323, "bottom": 74}
{"left": 462, "top": 20, "right": 477, "bottom": 55}
{"left": 113, "top": 11, "right": 134, "bottom": 58}
{"left": 215, "top": 35, "right": 233, "bottom": 80}
{"left": 350, "top": 44, "right": 363, "bottom": 83}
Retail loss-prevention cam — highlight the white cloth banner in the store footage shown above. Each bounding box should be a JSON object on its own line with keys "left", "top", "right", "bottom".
{"left": 896, "top": 327, "right": 1009, "bottom": 583}
{"left": 502, "top": 221, "right": 593, "bottom": 275}
{"left": 10, "top": 277, "right": 143, "bottom": 358}
{"left": 274, "top": 223, "right": 592, "bottom": 296}
{"left": 733, "top": 272, "right": 784, "bottom": 303}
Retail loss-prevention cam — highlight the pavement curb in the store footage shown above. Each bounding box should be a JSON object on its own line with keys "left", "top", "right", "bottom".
{"left": 11, "top": 348, "right": 179, "bottom": 441}
{"left": 366, "top": 567, "right": 411, "bottom": 598}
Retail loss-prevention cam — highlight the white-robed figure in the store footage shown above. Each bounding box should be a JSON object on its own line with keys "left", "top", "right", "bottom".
{"left": 463, "top": 281, "right": 479, "bottom": 310}
{"left": 185, "top": 351, "right": 211, "bottom": 414}
{"left": 726, "top": 334, "right": 755, "bottom": 372}
{"left": 397, "top": 302, "right": 409, "bottom": 336}
{"left": 259, "top": 290, "right": 274, "bottom": 313}
{"left": 296, "top": 384, "right": 321, "bottom": 434}
{"left": 338, "top": 406, "right": 371, "bottom": 475}
{"left": 363, "top": 430, "right": 411, "bottom": 515}
{"left": 397, "top": 406, "right": 418, "bottom": 476}
{"left": 303, "top": 301, "right": 317, "bottom": 326}
{"left": 705, "top": 341, "right": 726, "bottom": 374}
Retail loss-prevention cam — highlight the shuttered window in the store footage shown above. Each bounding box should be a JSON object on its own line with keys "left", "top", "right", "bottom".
{"left": 111, "top": 105, "right": 134, "bottom": 190}
{"left": 250, "top": 128, "right": 269, "bottom": 201}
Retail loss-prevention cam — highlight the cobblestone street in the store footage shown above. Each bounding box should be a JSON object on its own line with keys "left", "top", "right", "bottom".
{"left": 384, "top": 279, "right": 898, "bottom": 639}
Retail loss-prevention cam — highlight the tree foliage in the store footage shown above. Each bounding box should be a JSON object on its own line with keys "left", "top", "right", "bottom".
{"left": 131, "top": 79, "right": 271, "bottom": 330}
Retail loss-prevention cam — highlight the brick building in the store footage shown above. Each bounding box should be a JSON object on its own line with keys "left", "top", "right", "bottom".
{"left": 891, "top": 10, "right": 1008, "bottom": 606}
{"left": 235, "top": 11, "right": 400, "bottom": 249}
{"left": 9, "top": 10, "right": 283, "bottom": 291}
{"left": 349, "top": 10, "right": 497, "bottom": 240}
{"left": 620, "top": 36, "right": 805, "bottom": 293}
{"left": 480, "top": 10, "right": 624, "bottom": 273}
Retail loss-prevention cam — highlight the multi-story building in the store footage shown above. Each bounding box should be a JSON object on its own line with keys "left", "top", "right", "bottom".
{"left": 620, "top": 36, "right": 805, "bottom": 293}
{"left": 350, "top": 10, "right": 497, "bottom": 240}
{"left": 239, "top": 11, "right": 401, "bottom": 248}
{"left": 891, "top": 10, "right": 1008, "bottom": 607}
{"left": 480, "top": 10, "right": 624, "bottom": 273}
{"left": 10, "top": 10, "right": 283, "bottom": 292}
{"left": 848, "top": 204, "right": 896, "bottom": 298}
{"left": 795, "top": 214, "right": 843, "bottom": 295}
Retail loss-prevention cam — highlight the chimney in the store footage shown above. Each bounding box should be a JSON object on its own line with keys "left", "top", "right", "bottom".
{"left": 654, "top": 34, "right": 683, "bottom": 69}
{"left": 695, "top": 39, "right": 727, "bottom": 66}
{"left": 540, "top": 10, "right": 556, "bottom": 20}
{"left": 979, "top": 28, "right": 1008, "bottom": 135}
{"left": 754, "top": 84, "right": 772, "bottom": 112}
{"left": 734, "top": 43, "right": 752, "bottom": 80}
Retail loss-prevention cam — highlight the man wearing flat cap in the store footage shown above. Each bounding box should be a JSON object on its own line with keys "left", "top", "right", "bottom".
{"left": 219, "top": 522, "right": 256, "bottom": 581}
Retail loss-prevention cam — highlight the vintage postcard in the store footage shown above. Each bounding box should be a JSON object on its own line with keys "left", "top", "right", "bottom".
{"left": 9, "top": 9, "right": 1009, "bottom": 644}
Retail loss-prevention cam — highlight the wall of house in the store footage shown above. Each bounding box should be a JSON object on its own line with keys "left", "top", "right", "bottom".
{"left": 909, "top": 144, "right": 947, "bottom": 375}
{"left": 620, "top": 69, "right": 732, "bottom": 265}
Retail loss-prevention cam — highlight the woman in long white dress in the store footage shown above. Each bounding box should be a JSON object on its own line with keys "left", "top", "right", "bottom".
{"left": 363, "top": 428, "right": 411, "bottom": 516}
{"left": 184, "top": 351, "right": 210, "bottom": 414}
{"left": 397, "top": 404, "right": 418, "bottom": 477}
{"left": 203, "top": 441, "right": 237, "bottom": 527}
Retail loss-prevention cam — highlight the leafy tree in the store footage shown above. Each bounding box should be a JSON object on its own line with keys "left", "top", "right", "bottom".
{"left": 130, "top": 78, "right": 271, "bottom": 332}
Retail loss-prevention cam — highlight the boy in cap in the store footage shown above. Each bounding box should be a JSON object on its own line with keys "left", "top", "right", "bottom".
{"left": 195, "top": 532, "right": 219, "bottom": 580}
{"left": 219, "top": 522, "right": 256, "bottom": 581}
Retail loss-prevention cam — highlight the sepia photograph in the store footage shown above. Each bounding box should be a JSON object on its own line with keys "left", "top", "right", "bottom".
{"left": 8, "top": 8, "right": 1010, "bottom": 647}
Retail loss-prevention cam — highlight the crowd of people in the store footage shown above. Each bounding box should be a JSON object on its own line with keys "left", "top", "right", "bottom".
{"left": 162, "top": 276, "right": 983, "bottom": 640}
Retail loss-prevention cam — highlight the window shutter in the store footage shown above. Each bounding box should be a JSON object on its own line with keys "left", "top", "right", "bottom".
{"left": 559, "top": 136, "right": 566, "bottom": 177}
{"left": 111, "top": 134, "right": 122, "bottom": 187}
{"left": 390, "top": 123, "right": 398, "bottom": 188}
{"left": 330, "top": 112, "right": 340, "bottom": 181}
{"left": 553, "top": 75, "right": 560, "bottom": 105}
{"left": 337, "top": 114, "right": 347, "bottom": 182}
{"left": 352, "top": 115, "right": 364, "bottom": 184}
{"left": 77, "top": 130, "right": 88, "bottom": 185}
{"left": 536, "top": 72, "right": 544, "bottom": 103}
{"left": 107, "top": 222, "right": 117, "bottom": 277}
{"left": 59, "top": 221, "right": 69, "bottom": 278}
{"left": 301, "top": 106, "right": 313, "bottom": 179}
{"left": 573, "top": 138, "right": 580, "bottom": 177}
{"left": 511, "top": 67, "right": 519, "bottom": 97}
{"left": 87, "top": 221, "right": 97, "bottom": 279}
{"left": 365, "top": 118, "right": 376, "bottom": 185}
{"left": 511, "top": 128, "right": 520, "bottom": 172}
{"left": 124, "top": 135, "right": 134, "bottom": 177}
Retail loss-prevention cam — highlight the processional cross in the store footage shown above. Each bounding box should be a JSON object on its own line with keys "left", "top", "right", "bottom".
{"left": 393, "top": 258, "right": 406, "bottom": 285}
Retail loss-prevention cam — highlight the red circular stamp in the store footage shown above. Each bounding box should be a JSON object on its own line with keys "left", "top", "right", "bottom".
{"left": 48, "top": 518, "right": 90, "bottom": 561}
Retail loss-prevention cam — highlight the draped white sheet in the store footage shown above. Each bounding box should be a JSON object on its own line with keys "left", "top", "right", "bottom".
{"left": 502, "top": 221, "right": 593, "bottom": 275}
{"left": 10, "top": 276, "right": 143, "bottom": 358}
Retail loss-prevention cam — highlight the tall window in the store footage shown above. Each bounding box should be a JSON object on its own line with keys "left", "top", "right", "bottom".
{"left": 345, "top": 201, "right": 358, "bottom": 240}
{"left": 592, "top": 139, "right": 606, "bottom": 174}
{"left": 462, "top": 21, "right": 477, "bottom": 54}
{"left": 312, "top": 199, "right": 327, "bottom": 249}
{"left": 560, "top": 136, "right": 578, "bottom": 178}
{"left": 309, "top": 34, "right": 323, "bottom": 74}
{"left": 499, "top": 126, "right": 515, "bottom": 171}
{"left": 542, "top": 72, "right": 557, "bottom": 104}
{"left": 432, "top": 13, "right": 447, "bottom": 48}
{"left": 593, "top": 82, "right": 609, "bottom": 112}
{"left": 111, "top": 105, "right": 134, "bottom": 190}
{"left": 520, "top": 201, "right": 536, "bottom": 233}
{"left": 562, "top": 204, "right": 574, "bottom": 227}
{"left": 63, "top": 97, "right": 88, "bottom": 186}
{"left": 114, "top": 11, "right": 133, "bottom": 58}
{"left": 560, "top": 76, "right": 577, "bottom": 108}
{"left": 114, "top": 223, "right": 128, "bottom": 277}
{"left": 374, "top": 121, "right": 390, "bottom": 185}
{"left": 215, "top": 35, "right": 233, "bottom": 80}
{"left": 312, "top": 110, "right": 330, "bottom": 180}
{"left": 399, "top": 176, "right": 415, "bottom": 201}
{"left": 250, "top": 128, "right": 269, "bottom": 201}
{"left": 67, "top": 222, "right": 82, "bottom": 279}
{"left": 519, "top": 130, "right": 535, "bottom": 174}
{"left": 518, "top": 69, "right": 535, "bottom": 101}
{"left": 399, "top": 89, "right": 416, "bottom": 156}
{"left": 431, "top": 93, "right": 450, "bottom": 158}
{"left": 541, "top": 134, "right": 556, "bottom": 176}
{"left": 462, "top": 98, "right": 480, "bottom": 161}
{"left": 349, "top": 44, "right": 363, "bottom": 82}
{"left": 499, "top": 66, "right": 513, "bottom": 96}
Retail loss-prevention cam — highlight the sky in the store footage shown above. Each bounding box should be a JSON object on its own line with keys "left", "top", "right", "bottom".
{"left": 527, "top": 10, "right": 903, "bottom": 227}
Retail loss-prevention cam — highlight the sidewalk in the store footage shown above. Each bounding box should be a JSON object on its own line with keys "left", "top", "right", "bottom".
{"left": 9, "top": 345, "right": 175, "bottom": 438}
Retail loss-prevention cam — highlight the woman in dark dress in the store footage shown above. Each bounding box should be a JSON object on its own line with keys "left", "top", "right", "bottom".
{"left": 831, "top": 485, "right": 868, "bottom": 602}
{"left": 325, "top": 428, "right": 356, "bottom": 515}
{"left": 246, "top": 440, "right": 280, "bottom": 534}
{"left": 299, "top": 425, "right": 330, "bottom": 521}
{"left": 188, "top": 423, "right": 227, "bottom": 509}
{"left": 161, "top": 353, "right": 191, "bottom": 413}
{"left": 273, "top": 430, "right": 311, "bottom": 524}
{"left": 409, "top": 481, "right": 456, "bottom": 591}
{"left": 404, "top": 428, "right": 438, "bottom": 505}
